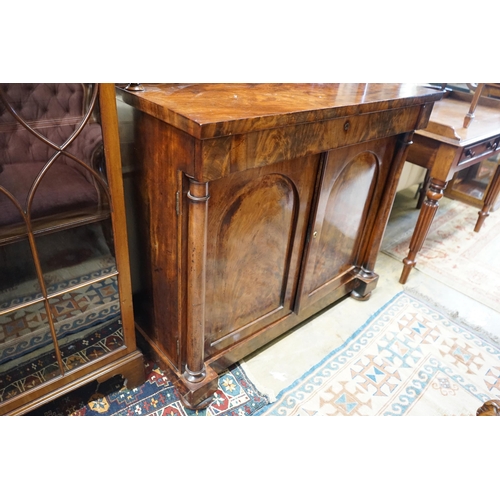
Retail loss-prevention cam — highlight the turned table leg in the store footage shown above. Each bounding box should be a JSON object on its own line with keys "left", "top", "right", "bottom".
{"left": 475, "top": 162, "right": 500, "bottom": 232}
{"left": 416, "top": 169, "right": 430, "bottom": 209}
{"left": 400, "top": 177, "right": 447, "bottom": 284}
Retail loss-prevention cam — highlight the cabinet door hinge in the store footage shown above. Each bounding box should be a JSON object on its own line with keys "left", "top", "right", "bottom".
{"left": 176, "top": 339, "right": 180, "bottom": 360}
{"left": 175, "top": 191, "right": 180, "bottom": 216}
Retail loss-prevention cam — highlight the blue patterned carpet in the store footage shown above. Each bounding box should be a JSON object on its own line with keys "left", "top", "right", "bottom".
{"left": 25, "top": 291, "right": 500, "bottom": 416}
{"left": 27, "top": 357, "right": 270, "bottom": 416}
{"left": 255, "top": 291, "right": 500, "bottom": 416}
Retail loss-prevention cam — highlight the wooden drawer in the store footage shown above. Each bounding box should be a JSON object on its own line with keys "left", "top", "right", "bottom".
{"left": 196, "top": 104, "right": 428, "bottom": 182}
{"left": 458, "top": 135, "right": 500, "bottom": 167}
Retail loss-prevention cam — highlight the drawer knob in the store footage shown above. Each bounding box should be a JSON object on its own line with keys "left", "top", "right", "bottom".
{"left": 313, "top": 231, "right": 318, "bottom": 238}
{"left": 465, "top": 149, "right": 475, "bottom": 158}
{"left": 344, "top": 121, "right": 350, "bottom": 132}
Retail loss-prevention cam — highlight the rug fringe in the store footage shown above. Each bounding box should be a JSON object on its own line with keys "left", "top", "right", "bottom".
{"left": 403, "top": 285, "right": 500, "bottom": 348}
{"left": 239, "top": 360, "right": 277, "bottom": 403}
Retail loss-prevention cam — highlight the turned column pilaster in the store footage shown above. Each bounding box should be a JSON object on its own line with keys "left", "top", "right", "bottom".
{"left": 183, "top": 178, "right": 210, "bottom": 383}
{"left": 352, "top": 132, "right": 414, "bottom": 300}
{"left": 366, "top": 132, "right": 415, "bottom": 273}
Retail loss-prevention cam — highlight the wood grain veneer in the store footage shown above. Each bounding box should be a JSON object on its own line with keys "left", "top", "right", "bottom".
{"left": 118, "top": 83, "right": 442, "bottom": 408}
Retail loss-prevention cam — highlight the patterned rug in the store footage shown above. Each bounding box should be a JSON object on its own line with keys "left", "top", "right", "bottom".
{"left": 1, "top": 319, "right": 124, "bottom": 403}
{"left": 27, "top": 359, "right": 270, "bottom": 416}
{"left": 1, "top": 223, "right": 123, "bottom": 402}
{"left": 255, "top": 292, "right": 500, "bottom": 416}
{"left": 0, "top": 268, "right": 120, "bottom": 365}
{"left": 381, "top": 190, "right": 500, "bottom": 313}
{"left": 1, "top": 222, "right": 119, "bottom": 364}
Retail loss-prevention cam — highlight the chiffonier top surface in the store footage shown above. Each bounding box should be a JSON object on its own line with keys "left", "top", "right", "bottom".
{"left": 117, "top": 83, "right": 443, "bottom": 140}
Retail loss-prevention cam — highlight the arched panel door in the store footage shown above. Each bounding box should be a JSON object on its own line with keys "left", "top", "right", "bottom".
{"left": 297, "top": 137, "right": 397, "bottom": 311}
{"left": 204, "top": 155, "right": 319, "bottom": 357}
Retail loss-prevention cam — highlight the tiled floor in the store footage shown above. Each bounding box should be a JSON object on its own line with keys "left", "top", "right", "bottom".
{"left": 242, "top": 186, "right": 500, "bottom": 400}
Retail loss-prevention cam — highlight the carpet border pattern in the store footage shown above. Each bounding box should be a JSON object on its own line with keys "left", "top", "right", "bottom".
{"left": 254, "top": 291, "right": 500, "bottom": 416}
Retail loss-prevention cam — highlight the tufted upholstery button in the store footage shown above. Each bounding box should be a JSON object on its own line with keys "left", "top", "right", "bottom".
{"left": 0, "top": 84, "right": 103, "bottom": 173}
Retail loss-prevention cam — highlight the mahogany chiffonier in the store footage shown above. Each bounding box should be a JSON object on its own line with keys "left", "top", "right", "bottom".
{"left": 117, "top": 83, "right": 442, "bottom": 409}
{"left": 0, "top": 84, "right": 145, "bottom": 415}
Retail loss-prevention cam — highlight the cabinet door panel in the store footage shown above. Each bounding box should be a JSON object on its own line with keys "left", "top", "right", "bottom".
{"left": 298, "top": 138, "right": 395, "bottom": 309}
{"left": 204, "top": 155, "right": 319, "bottom": 356}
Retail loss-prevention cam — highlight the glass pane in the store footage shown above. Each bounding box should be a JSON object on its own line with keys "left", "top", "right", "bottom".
{"left": 35, "top": 219, "right": 117, "bottom": 292}
{"left": 0, "top": 83, "right": 110, "bottom": 236}
{"left": 29, "top": 154, "right": 110, "bottom": 228}
{"left": 0, "top": 301, "right": 61, "bottom": 402}
{"left": 0, "top": 183, "right": 25, "bottom": 234}
{"left": 48, "top": 275, "right": 124, "bottom": 372}
{"left": 0, "top": 238, "right": 42, "bottom": 311}
{"left": 0, "top": 84, "right": 126, "bottom": 404}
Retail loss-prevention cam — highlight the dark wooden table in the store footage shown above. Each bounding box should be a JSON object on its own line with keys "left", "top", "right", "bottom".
{"left": 400, "top": 90, "right": 500, "bottom": 284}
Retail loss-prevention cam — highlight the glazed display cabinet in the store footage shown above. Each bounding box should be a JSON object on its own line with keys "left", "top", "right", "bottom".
{"left": 117, "top": 83, "right": 443, "bottom": 409}
{"left": 0, "top": 83, "right": 145, "bottom": 415}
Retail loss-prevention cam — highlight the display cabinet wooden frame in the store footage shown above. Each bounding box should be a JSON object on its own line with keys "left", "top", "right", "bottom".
{"left": 0, "top": 83, "right": 145, "bottom": 415}
{"left": 117, "top": 83, "right": 442, "bottom": 409}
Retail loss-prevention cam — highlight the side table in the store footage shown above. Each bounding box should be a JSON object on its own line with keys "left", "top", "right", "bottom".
{"left": 400, "top": 90, "right": 500, "bottom": 284}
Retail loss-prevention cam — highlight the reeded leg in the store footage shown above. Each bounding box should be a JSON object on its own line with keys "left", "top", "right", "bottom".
{"left": 416, "top": 170, "right": 430, "bottom": 209}
{"left": 475, "top": 163, "right": 500, "bottom": 232}
{"left": 400, "top": 178, "right": 446, "bottom": 284}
